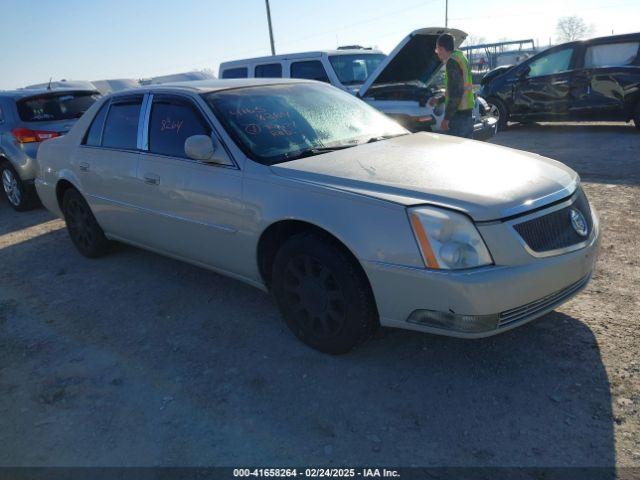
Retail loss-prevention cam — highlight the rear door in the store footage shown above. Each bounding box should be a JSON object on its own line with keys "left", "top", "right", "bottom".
{"left": 570, "top": 39, "right": 640, "bottom": 120}
{"left": 135, "top": 93, "right": 244, "bottom": 271}
{"left": 77, "top": 94, "right": 145, "bottom": 240}
{"left": 512, "top": 46, "right": 576, "bottom": 119}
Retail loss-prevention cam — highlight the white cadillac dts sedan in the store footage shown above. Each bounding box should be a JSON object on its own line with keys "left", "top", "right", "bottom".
{"left": 36, "top": 79, "right": 599, "bottom": 354}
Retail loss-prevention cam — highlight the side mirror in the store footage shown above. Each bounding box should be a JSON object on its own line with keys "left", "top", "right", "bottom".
{"left": 184, "top": 135, "right": 220, "bottom": 163}
{"left": 517, "top": 65, "right": 530, "bottom": 79}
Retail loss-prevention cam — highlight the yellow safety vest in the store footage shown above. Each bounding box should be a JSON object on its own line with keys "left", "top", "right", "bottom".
{"left": 444, "top": 50, "right": 474, "bottom": 111}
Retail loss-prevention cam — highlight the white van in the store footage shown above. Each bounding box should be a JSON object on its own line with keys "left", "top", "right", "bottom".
{"left": 219, "top": 28, "right": 497, "bottom": 140}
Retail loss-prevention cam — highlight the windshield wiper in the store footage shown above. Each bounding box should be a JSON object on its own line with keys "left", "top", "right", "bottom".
{"left": 283, "top": 144, "right": 358, "bottom": 161}
{"left": 365, "top": 133, "right": 410, "bottom": 143}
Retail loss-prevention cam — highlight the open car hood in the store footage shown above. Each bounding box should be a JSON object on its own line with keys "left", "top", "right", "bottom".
{"left": 359, "top": 27, "right": 467, "bottom": 98}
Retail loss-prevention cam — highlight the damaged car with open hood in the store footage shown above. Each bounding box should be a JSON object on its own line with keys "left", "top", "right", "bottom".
{"left": 219, "top": 27, "right": 498, "bottom": 140}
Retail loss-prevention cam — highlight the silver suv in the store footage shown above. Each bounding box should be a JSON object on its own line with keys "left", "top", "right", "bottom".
{"left": 0, "top": 88, "right": 100, "bottom": 210}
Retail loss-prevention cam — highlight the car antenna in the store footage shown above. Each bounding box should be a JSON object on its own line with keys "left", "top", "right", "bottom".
{"left": 47, "top": 77, "right": 52, "bottom": 90}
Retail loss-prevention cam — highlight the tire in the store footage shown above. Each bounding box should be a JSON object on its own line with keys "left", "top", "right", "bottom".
{"left": 271, "top": 232, "right": 378, "bottom": 354}
{"left": 62, "top": 188, "right": 111, "bottom": 258}
{"left": 1, "top": 161, "right": 38, "bottom": 211}
{"left": 486, "top": 98, "right": 509, "bottom": 131}
{"left": 634, "top": 103, "right": 640, "bottom": 131}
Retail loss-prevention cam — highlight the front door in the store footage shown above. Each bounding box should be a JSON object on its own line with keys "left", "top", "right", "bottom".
{"left": 512, "top": 47, "right": 576, "bottom": 120}
{"left": 134, "top": 94, "right": 245, "bottom": 274}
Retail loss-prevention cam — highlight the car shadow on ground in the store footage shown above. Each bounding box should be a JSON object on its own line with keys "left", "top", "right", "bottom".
{"left": 0, "top": 199, "right": 56, "bottom": 237}
{"left": 0, "top": 228, "right": 616, "bottom": 469}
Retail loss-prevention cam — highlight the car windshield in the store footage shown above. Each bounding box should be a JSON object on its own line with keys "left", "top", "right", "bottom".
{"left": 203, "top": 82, "right": 407, "bottom": 165}
{"left": 16, "top": 91, "right": 100, "bottom": 122}
{"left": 328, "top": 54, "right": 386, "bottom": 86}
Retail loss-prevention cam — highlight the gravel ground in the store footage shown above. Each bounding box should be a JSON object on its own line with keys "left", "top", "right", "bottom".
{"left": 0, "top": 121, "right": 638, "bottom": 468}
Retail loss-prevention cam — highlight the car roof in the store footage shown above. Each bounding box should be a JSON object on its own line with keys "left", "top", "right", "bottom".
{"left": 107, "top": 78, "right": 317, "bottom": 97}
{"left": 0, "top": 87, "right": 99, "bottom": 100}
{"left": 219, "top": 49, "right": 385, "bottom": 69}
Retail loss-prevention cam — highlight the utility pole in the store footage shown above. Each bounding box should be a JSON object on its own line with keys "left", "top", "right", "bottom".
{"left": 445, "top": 0, "right": 448, "bottom": 27}
{"left": 265, "top": 0, "right": 276, "bottom": 55}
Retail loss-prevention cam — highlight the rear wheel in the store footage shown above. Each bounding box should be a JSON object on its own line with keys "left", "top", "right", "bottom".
{"left": 486, "top": 98, "right": 509, "bottom": 130}
{"left": 1, "top": 162, "right": 38, "bottom": 211}
{"left": 62, "top": 188, "right": 111, "bottom": 258}
{"left": 271, "top": 232, "right": 378, "bottom": 354}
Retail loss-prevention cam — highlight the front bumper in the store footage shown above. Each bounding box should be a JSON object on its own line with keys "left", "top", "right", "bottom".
{"left": 363, "top": 215, "right": 599, "bottom": 338}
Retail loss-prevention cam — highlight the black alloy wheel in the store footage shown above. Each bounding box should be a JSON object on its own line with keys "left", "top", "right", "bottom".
{"left": 62, "top": 188, "right": 110, "bottom": 258}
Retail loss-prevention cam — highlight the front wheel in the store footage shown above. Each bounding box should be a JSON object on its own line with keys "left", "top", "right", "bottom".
{"left": 62, "top": 188, "right": 111, "bottom": 258}
{"left": 1, "top": 162, "right": 38, "bottom": 211}
{"left": 486, "top": 98, "right": 509, "bottom": 130}
{"left": 271, "top": 232, "right": 378, "bottom": 354}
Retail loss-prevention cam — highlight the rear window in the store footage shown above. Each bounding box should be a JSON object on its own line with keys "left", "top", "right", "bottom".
{"left": 290, "top": 61, "right": 330, "bottom": 83}
{"left": 584, "top": 42, "right": 640, "bottom": 68}
{"left": 255, "top": 63, "right": 282, "bottom": 78}
{"left": 102, "top": 97, "right": 142, "bottom": 150}
{"left": 16, "top": 91, "right": 99, "bottom": 122}
{"left": 222, "top": 67, "right": 248, "bottom": 79}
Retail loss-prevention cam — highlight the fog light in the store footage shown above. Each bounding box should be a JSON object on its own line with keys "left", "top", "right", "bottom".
{"left": 407, "top": 309, "right": 499, "bottom": 333}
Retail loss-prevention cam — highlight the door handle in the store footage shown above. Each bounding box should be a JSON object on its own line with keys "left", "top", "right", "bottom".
{"left": 79, "top": 162, "right": 89, "bottom": 172}
{"left": 143, "top": 173, "right": 160, "bottom": 185}
{"left": 551, "top": 80, "right": 569, "bottom": 85}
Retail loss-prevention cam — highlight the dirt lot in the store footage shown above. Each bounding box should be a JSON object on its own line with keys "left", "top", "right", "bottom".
{"left": 0, "top": 122, "right": 638, "bottom": 468}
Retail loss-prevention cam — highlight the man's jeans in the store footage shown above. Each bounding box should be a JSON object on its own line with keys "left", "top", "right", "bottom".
{"left": 445, "top": 110, "right": 474, "bottom": 138}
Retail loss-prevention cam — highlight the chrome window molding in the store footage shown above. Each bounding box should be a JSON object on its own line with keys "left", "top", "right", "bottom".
{"left": 138, "top": 93, "right": 152, "bottom": 151}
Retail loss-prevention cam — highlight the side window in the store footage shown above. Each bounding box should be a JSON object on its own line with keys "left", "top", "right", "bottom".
{"left": 148, "top": 97, "right": 211, "bottom": 158}
{"left": 255, "top": 63, "right": 282, "bottom": 78}
{"left": 584, "top": 42, "right": 640, "bottom": 68}
{"left": 290, "top": 61, "right": 330, "bottom": 83}
{"left": 0, "top": 103, "right": 4, "bottom": 123}
{"left": 102, "top": 97, "right": 142, "bottom": 150}
{"left": 222, "top": 67, "right": 248, "bottom": 79}
{"left": 528, "top": 48, "right": 574, "bottom": 78}
{"left": 83, "top": 101, "right": 110, "bottom": 146}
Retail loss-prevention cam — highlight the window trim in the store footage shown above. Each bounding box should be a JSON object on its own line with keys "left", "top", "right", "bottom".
{"left": 254, "top": 62, "right": 283, "bottom": 78}
{"left": 81, "top": 98, "right": 112, "bottom": 147}
{"left": 140, "top": 92, "right": 239, "bottom": 170}
{"left": 221, "top": 67, "right": 249, "bottom": 79}
{"left": 289, "top": 60, "right": 331, "bottom": 82}
{"left": 525, "top": 46, "right": 576, "bottom": 79}
{"left": 93, "top": 94, "right": 145, "bottom": 152}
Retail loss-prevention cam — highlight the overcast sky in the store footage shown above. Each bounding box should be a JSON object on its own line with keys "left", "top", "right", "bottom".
{"left": 0, "top": 0, "right": 638, "bottom": 89}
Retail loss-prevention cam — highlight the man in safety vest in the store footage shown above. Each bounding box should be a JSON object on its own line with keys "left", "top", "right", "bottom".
{"left": 429, "top": 33, "right": 475, "bottom": 138}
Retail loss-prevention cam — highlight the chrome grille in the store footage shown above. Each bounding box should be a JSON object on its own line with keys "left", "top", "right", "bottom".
{"left": 513, "top": 188, "right": 592, "bottom": 253}
{"left": 498, "top": 275, "right": 590, "bottom": 327}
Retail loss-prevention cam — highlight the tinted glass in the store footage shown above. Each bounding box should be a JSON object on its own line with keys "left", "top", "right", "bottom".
{"left": 528, "top": 48, "right": 573, "bottom": 77}
{"left": 585, "top": 42, "right": 639, "bottom": 68}
{"left": 255, "top": 63, "right": 283, "bottom": 78}
{"left": 329, "top": 54, "right": 386, "bottom": 85}
{"left": 0, "top": 104, "right": 4, "bottom": 123}
{"left": 149, "top": 98, "right": 211, "bottom": 158}
{"left": 222, "top": 67, "right": 248, "bottom": 79}
{"left": 290, "top": 61, "right": 330, "bottom": 82}
{"left": 83, "top": 101, "right": 110, "bottom": 146}
{"left": 102, "top": 99, "right": 142, "bottom": 149}
{"left": 204, "top": 83, "right": 406, "bottom": 165}
{"left": 16, "top": 92, "right": 100, "bottom": 122}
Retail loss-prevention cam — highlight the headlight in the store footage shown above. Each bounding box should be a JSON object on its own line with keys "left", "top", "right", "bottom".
{"left": 408, "top": 206, "right": 493, "bottom": 270}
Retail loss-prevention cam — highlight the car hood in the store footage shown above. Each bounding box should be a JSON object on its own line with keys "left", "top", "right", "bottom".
{"left": 359, "top": 27, "right": 467, "bottom": 98}
{"left": 270, "top": 133, "right": 578, "bottom": 222}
